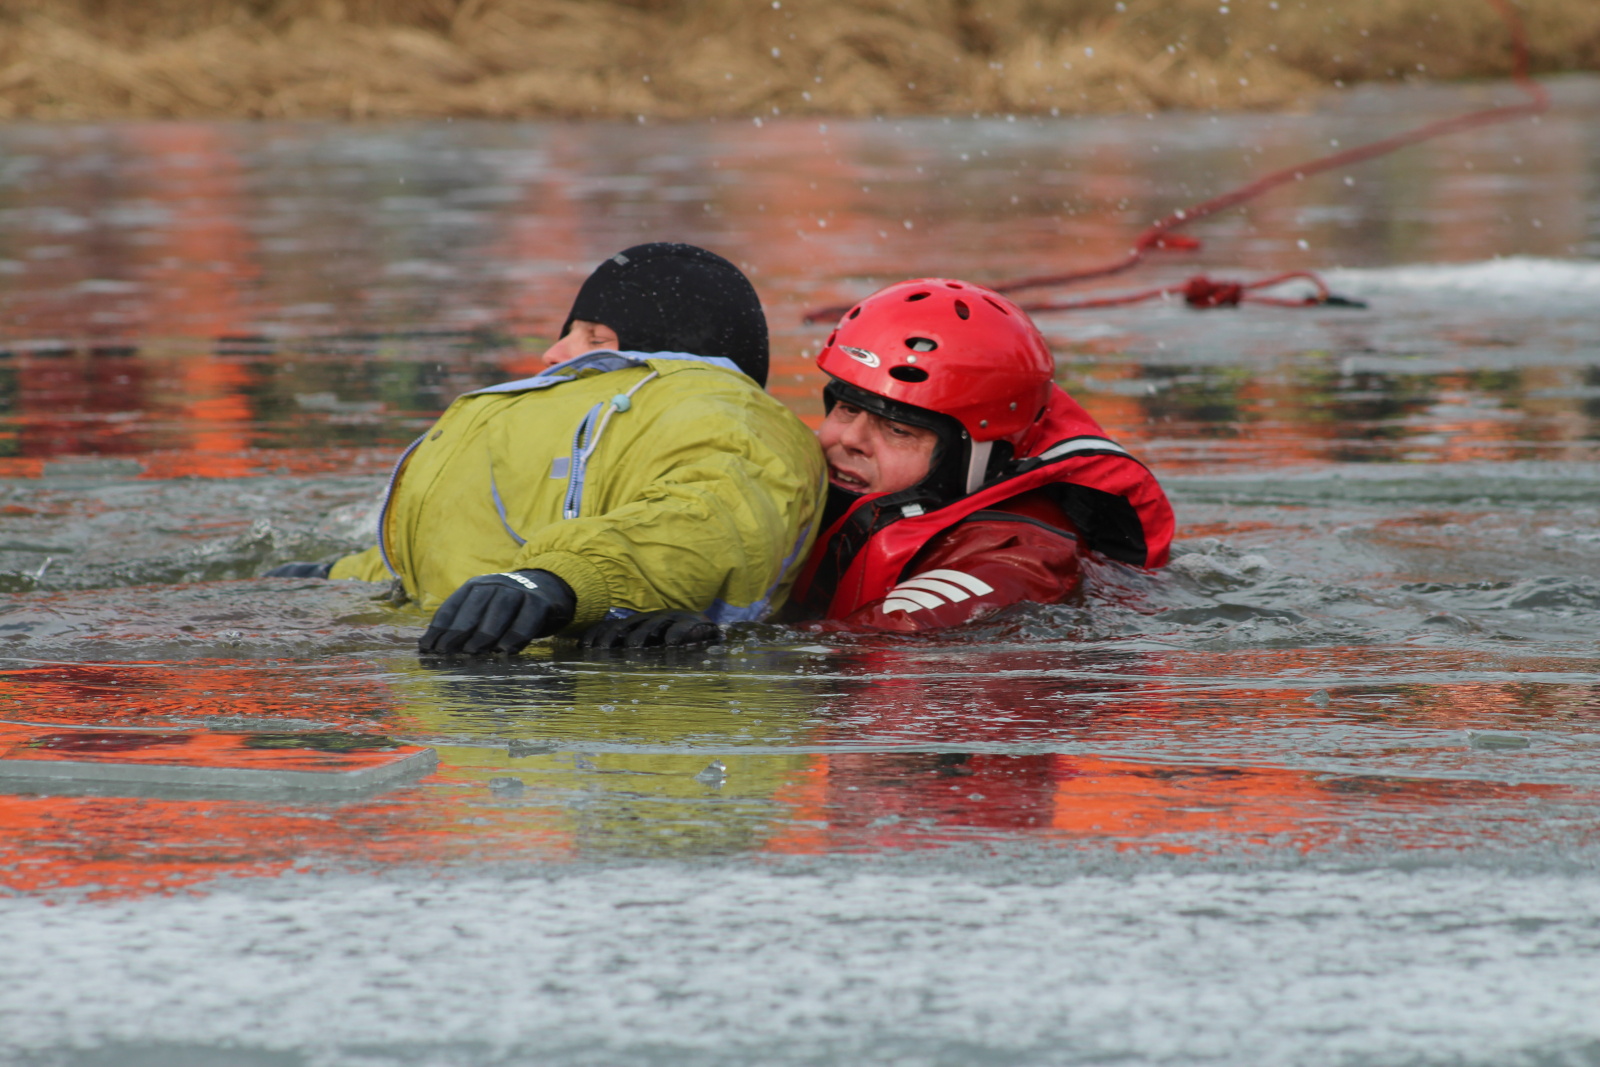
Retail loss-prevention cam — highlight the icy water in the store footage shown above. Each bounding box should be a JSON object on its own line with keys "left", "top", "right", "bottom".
{"left": 3, "top": 78, "right": 1600, "bottom": 1066}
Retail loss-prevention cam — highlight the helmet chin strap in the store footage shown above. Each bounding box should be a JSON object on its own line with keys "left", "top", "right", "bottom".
{"left": 964, "top": 440, "right": 995, "bottom": 495}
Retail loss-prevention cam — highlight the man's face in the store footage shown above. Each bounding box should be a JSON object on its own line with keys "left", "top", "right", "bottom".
{"left": 541, "top": 320, "right": 620, "bottom": 367}
{"left": 817, "top": 401, "right": 939, "bottom": 495}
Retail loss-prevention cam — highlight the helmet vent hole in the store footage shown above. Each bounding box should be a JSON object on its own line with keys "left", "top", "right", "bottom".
{"left": 889, "top": 365, "right": 930, "bottom": 383}
{"left": 946, "top": 282, "right": 965, "bottom": 289}
{"left": 953, "top": 300, "right": 970, "bottom": 320}
{"left": 825, "top": 330, "right": 837, "bottom": 346}
{"left": 905, "top": 292, "right": 931, "bottom": 302}
{"left": 906, "top": 337, "right": 938, "bottom": 352}
{"left": 983, "top": 296, "right": 1011, "bottom": 316}
{"left": 847, "top": 306, "right": 861, "bottom": 319}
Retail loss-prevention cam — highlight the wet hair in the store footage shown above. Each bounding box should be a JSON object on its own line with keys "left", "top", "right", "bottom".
{"left": 561, "top": 242, "right": 770, "bottom": 386}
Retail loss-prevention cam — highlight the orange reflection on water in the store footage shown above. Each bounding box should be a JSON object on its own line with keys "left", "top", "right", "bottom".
{"left": 745, "top": 643, "right": 1600, "bottom": 857}
{"left": 2, "top": 729, "right": 1587, "bottom": 900}
{"left": 0, "top": 658, "right": 575, "bottom": 899}
{"left": 123, "top": 125, "right": 261, "bottom": 476}
{"left": 0, "top": 661, "right": 400, "bottom": 732}
{"left": 749, "top": 748, "right": 1590, "bottom": 857}
{"left": 0, "top": 113, "right": 1594, "bottom": 471}
{"left": 124, "top": 125, "right": 259, "bottom": 340}
{"left": 0, "top": 109, "right": 1596, "bottom": 897}
{"left": 0, "top": 781, "right": 571, "bottom": 901}
{"left": 0, "top": 650, "right": 1593, "bottom": 898}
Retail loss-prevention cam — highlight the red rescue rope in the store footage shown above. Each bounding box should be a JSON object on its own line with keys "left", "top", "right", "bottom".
{"left": 802, "top": 0, "right": 1548, "bottom": 323}
{"left": 1023, "top": 271, "right": 1359, "bottom": 313}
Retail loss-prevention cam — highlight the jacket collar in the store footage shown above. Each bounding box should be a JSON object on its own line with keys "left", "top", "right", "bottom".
{"left": 468, "top": 349, "right": 744, "bottom": 395}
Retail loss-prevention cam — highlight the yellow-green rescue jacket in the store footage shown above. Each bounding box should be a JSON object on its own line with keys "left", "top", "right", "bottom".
{"left": 331, "top": 350, "right": 825, "bottom": 629}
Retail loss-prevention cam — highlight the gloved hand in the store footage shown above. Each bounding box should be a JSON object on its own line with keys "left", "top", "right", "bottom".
{"left": 419, "top": 570, "right": 576, "bottom": 655}
{"left": 580, "top": 610, "right": 721, "bottom": 650}
{"left": 266, "top": 561, "right": 333, "bottom": 579}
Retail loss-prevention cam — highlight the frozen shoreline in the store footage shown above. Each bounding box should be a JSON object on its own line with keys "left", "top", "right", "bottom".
{"left": 4, "top": 0, "right": 1598, "bottom": 121}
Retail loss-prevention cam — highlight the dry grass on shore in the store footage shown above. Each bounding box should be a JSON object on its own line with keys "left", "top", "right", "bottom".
{"left": 2, "top": 0, "right": 1598, "bottom": 120}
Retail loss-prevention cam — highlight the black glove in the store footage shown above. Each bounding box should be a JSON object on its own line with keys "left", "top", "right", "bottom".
{"left": 580, "top": 610, "right": 721, "bottom": 650}
{"left": 419, "top": 570, "right": 576, "bottom": 655}
{"left": 266, "top": 562, "right": 333, "bottom": 579}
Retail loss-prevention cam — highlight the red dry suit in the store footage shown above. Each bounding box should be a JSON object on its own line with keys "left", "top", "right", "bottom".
{"left": 793, "top": 385, "right": 1173, "bottom": 633}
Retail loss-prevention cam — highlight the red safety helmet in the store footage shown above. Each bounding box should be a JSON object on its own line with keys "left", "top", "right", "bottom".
{"left": 816, "top": 278, "right": 1054, "bottom": 445}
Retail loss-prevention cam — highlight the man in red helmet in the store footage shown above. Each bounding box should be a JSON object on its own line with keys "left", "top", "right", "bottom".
{"left": 781, "top": 277, "right": 1174, "bottom": 632}
{"left": 583, "top": 277, "right": 1172, "bottom": 645}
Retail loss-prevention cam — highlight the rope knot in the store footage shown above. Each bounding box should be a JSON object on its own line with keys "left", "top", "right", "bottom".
{"left": 1183, "top": 275, "right": 1244, "bottom": 308}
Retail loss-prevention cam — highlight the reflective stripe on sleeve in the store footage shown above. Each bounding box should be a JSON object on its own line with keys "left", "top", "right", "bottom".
{"left": 894, "top": 577, "right": 972, "bottom": 602}
{"left": 877, "top": 568, "right": 995, "bottom": 614}
{"left": 914, "top": 569, "right": 995, "bottom": 596}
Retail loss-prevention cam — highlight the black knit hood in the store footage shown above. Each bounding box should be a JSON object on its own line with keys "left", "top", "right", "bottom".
{"left": 561, "top": 242, "right": 770, "bottom": 386}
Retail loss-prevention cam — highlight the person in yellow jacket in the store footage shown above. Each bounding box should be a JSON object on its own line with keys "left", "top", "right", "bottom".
{"left": 270, "top": 243, "right": 825, "bottom": 655}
